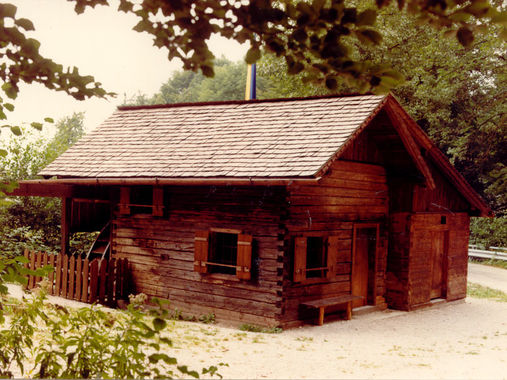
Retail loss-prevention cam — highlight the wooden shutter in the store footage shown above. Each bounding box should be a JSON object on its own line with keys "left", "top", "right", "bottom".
{"left": 327, "top": 236, "right": 339, "bottom": 280}
{"left": 237, "top": 234, "right": 253, "bottom": 280}
{"left": 194, "top": 231, "right": 209, "bottom": 273}
{"left": 119, "top": 187, "right": 130, "bottom": 215}
{"left": 152, "top": 186, "right": 164, "bottom": 217}
{"left": 294, "top": 237, "right": 307, "bottom": 282}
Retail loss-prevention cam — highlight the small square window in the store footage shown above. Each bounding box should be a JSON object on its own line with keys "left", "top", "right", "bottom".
{"left": 130, "top": 186, "right": 153, "bottom": 215}
{"left": 209, "top": 232, "right": 238, "bottom": 275}
{"left": 441, "top": 216, "right": 447, "bottom": 225}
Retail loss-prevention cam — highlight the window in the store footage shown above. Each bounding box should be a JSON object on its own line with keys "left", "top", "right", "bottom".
{"left": 306, "top": 237, "right": 327, "bottom": 278}
{"left": 209, "top": 232, "right": 238, "bottom": 275}
{"left": 194, "top": 230, "right": 253, "bottom": 280}
{"left": 118, "top": 186, "right": 164, "bottom": 217}
{"left": 294, "top": 236, "right": 339, "bottom": 282}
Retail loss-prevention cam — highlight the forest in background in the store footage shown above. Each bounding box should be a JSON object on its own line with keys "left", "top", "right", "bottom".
{"left": 1, "top": 4, "right": 505, "bottom": 259}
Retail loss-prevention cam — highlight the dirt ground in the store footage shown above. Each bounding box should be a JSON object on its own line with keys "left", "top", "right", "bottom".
{"left": 169, "top": 297, "right": 507, "bottom": 379}
{"left": 5, "top": 283, "right": 507, "bottom": 379}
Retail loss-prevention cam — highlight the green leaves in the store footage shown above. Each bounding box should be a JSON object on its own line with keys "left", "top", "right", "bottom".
{"left": 10, "top": 126, "right": 21, "bottom": 136}
{"left": 245, "top": 47, "right": 261, "bottom": 64}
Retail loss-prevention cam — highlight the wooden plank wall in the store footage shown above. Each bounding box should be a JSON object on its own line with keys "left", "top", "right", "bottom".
{"left": 111, "top": 186, "right": 287, "bottom": 326}
{"left": 386, "top": 212, "right": 470, "bottom": 310}
{"left": 281, "top": 160, "right": 389, "bottom": 326}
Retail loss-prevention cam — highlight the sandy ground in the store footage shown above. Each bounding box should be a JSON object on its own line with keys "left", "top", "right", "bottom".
{"left": 468, "top": 262, "right": 507, "bottom": 293}
{"left": 5, "top": 270, "right": 507, "bottom": 379}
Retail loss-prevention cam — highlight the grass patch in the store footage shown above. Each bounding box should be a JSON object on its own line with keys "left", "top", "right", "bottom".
{"left": 238, "top": 324, "right": 282, "bottom": 334}
{"left": 467, "top": 282, "right": 507, "bottom": 302}
{"left": 469, "top": 258, "right": 507, "bottom": 270}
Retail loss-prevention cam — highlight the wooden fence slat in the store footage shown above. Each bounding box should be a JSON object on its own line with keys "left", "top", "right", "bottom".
{"left": 48, "top": 254, "right": 55, "bottom": 295}
{"left": 28, "top": 251, "right": 35, "bottom": 289}
{"left": 98, "top": 260, "right": 108, "bottom": 304}
{"left": 55, "top": 254, "right": 62, "bottom": 296}
{"left": 89, "top": 259, "right": 99, "bottom": 303}
{"left": 122, "top": 258, "right": 129, "bottom": 299}
{"left": 75, "top": 257, "right": 82, "bottom": 301}
{"left": 68, "top": 256, "right": 75, "bottom": 299}
{"left": 81, "top": 258, "right": 89, "bottom": 302}
{"left": 35, "top": 252, "right": 42, "bottom": 285}
{"left": 61, "top": 255, "right": 69, "bottom": 298}
{"left": 23, "top": 250, "right": 29, "bottom": 289}
{"left": 107, "top": 259, "right": 116, "bottom": 306}
{"left": 115, "top": 258, "right": 123, "bottom": 301}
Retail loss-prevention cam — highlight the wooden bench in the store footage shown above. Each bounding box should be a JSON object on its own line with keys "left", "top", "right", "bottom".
{"left": 301, "top": 295, "right": 363, "bottom": 326}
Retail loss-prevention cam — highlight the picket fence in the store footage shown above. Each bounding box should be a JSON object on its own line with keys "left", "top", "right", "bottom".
{"left": 24, "top": 250, "right": 129, "bottom": 307}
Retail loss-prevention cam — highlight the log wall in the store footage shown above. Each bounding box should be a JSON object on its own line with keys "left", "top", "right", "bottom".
{"left": 111, "top": 186, "right": 287, "bottom": 326}
{"left": 281, "top": 160, "right": 389, "bottom": 326}
{"left": 386, "top": 212, "right": 470, "bottom": 310}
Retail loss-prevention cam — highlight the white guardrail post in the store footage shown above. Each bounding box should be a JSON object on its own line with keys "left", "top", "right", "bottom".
{"left": 468, "top": 245, "right": 507, "bottom": 261}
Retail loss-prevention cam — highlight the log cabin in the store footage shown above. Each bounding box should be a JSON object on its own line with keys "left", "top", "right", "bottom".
{"left": 12, "top": 94, "right": 492, "bottom": 328}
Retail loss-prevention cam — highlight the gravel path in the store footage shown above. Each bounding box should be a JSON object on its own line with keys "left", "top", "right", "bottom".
{"left": 468, "top": 262, "right": 507, "bottom": 293}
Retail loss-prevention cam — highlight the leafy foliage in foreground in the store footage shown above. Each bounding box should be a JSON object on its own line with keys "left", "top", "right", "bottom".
{"left": 470, "top": 217, "right": 507, "bottom": 249}
{"left": 0, "top": 284, "right": 224, "bottom": 379}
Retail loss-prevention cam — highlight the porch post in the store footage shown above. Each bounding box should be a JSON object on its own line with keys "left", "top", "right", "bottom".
{"left": 61, "top": 197, "right": 71, "bottom": 255}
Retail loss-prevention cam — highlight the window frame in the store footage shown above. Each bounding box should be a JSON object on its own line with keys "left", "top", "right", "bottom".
{"left": 194, "top": 228, "right": 253, "bottom": 280}
{"left": 118, "top": 186, "right": 165, "bottom": 217}
{"left": 293, "top": 234, "right": 339, "bottom": 284}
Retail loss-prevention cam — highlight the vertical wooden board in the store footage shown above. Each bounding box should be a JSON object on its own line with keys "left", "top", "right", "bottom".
{"left": 35, "top": 252, "right": 42, "bottom": 285}
{"left": 352, "top": 230, "right": 369, "bottom": 308}
{"left": 98, "top": 260, "right": 108, "bottom": 304}
{"left": 75, "top": 257, "right": 82, "bottom": 301}
{"left": 61, "top": 255, "right": 69, "bottom": 299}
{"left": 237, "top": 234, "right": 253, "bottom": 280}
{"left": 107, "top": 259, "right": 116, "bottom": 306}
{"left": 327, "top": 236, "right": 339, "bottom": 279}
{"left": 430, "top": 231, "right": 445, "bottom": 299}
{"left": 115, "top": 258, "right": 123, "bottom": 301}
{"left": 153, "top": 186, "right": 164, "bottom": 217}
{"left": 81, "top": 259, "right": 89, "bottom": 302}
{"left": 122, "top": 258, "right": 129, "bottom": 299}
{"left": 28, "top": 251, "right": 36, "bottom": 289}
{"left": 55, "top": 254, "right": 62, "bottom": 296}
{"left": 23, "top": 250, "right": 30, "bottom": 289}
{"left": 194, "top": 230, "right": 209, "bottom": 273}
{"left": 119, "top": 187, "right": 130, "bottom": 215}
{"left": 61, "top": 198, "right": 71, "bottom": 255}
{"left": 68, "top": 256, "right": 76, "bottom": 299}
{"left": 48, "top": 254, "right": 55, "bottom": 294}
{"left": 89, "top": 259, "right": 99, "bottom": 303}
{"left": 293, "top": 237, "right": 307, "bottom": 282}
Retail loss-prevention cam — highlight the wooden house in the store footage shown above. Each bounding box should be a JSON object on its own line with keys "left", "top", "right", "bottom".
{"left": 14, "top": 94, "right": 491, "bottom": 327}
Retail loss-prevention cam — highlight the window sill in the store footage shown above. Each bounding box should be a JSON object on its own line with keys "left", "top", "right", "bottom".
{"left": 199, "top": 272, "right": 241, "bottom": 283}
{"left": 294, "top": 277, "right": 330, "bottom": 286}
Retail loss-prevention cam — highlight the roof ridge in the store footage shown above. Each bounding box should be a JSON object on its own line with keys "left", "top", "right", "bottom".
{"left": 117, "top": 92, "right": 383, "bottom": 111}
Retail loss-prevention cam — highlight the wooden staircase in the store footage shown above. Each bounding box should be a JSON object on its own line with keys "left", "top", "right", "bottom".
{"left": 86, "top": 221, "right": 111, "bottom": 260}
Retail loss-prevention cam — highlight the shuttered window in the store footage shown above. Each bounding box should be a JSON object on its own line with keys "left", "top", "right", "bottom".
{"left": 194, "top": 230, "right": 252, "bottom": 280}
{"left": 118, "top": 186, "right": 165, "bottom": 217}
{"left": 293, "top": 235, "right": 339, "bottom": 282}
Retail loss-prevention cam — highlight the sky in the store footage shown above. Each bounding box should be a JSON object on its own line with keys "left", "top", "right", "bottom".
{"left": 7, "top": 0, "right": 248, "bottom": 135}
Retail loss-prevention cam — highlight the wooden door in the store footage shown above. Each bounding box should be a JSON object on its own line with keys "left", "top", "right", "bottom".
{"left": 430, "top": 230, "right": 447, "bottom": 299}
{"left": 352, "top": 226, "right": 378, "bottom": 308}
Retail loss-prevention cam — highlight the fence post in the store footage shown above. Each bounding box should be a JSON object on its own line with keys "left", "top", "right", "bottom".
{"left": 61, "top": 255, "right": 69, "bottom": 298}
{"left": 48, "top": 254, "right": 55, "bottom": 295}
{"left": 68, "top": 256, "right": 75, "bottom": 299}
{"left": 81, "top": 258, "right": 89, "bottom": 302}
{"left": 89, "top": 259, "right": 99, "bottom": 304}
{"left": 75, "top": 256, "right": 82, "bottom": 301}
{"left": 28, "top": 251, "right": 35, "bottom": 289}
{"left": 98, "top": 260, "right": 108, "bottom": 305}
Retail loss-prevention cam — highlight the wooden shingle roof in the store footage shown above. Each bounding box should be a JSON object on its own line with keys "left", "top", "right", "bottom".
{"left": 40, "top": 95, "right": 387, "bottom": 179}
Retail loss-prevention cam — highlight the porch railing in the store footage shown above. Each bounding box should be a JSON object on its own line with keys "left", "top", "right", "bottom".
{"left": 24, "top": 250, "right": 129, "bottom": 307}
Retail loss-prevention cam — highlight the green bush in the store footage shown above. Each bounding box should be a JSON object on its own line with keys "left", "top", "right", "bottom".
{"left": 469, "top": 216, "right": 507, "bottom": 249}
{"left": 0, "top": 282, "right": 224, "bottom": 379}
